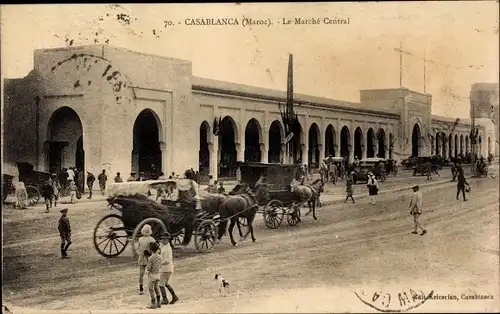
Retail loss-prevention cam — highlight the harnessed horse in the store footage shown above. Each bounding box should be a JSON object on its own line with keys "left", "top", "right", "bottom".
{"left": 291, "top": 178, "right": 325, "bottom": 221}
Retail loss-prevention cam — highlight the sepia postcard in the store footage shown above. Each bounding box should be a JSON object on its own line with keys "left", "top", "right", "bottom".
{"left": 1, "top": 2, "right": 499, "bottom": 313}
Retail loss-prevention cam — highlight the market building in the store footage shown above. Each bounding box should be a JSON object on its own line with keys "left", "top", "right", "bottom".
{"left": 3, "top": 45, "right": 497, "bottom": 181}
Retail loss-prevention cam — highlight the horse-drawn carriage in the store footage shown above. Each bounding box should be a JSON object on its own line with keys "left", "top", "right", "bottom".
{"left": 93, "top": 180, "right": 220, "bottom": 258}
{"left": 236, "top": 162, "right": 323, "bottom": 228}
{"left": 2, "top": 162, "right": 50, "bottom": 205}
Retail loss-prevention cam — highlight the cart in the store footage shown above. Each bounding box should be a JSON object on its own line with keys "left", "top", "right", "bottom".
{"left": 93, "top": 180, "right": 220, "bottom": 258}
{"left": 16, "top": 162, "right": 52, "bottom": 206}
{"left": 236, "top": 162, "right": 305, "bottom": 228}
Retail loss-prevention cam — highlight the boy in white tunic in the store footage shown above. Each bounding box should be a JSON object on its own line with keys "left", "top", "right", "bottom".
{"left": 409, "top": 185, "right": 427, "bottom": 236}
{"left": 158, "top": 232, "right": 179, "bottom": 305}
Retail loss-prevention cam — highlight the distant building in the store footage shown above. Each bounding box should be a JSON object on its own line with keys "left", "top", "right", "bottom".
{"left": 470, "top": 83, "right": 499, "bottom": 156}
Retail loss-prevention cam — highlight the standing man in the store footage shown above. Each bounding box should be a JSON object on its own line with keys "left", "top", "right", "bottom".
{"left": 86, "top": 171, "right": 96, "bottom": 199}
{"left": 98, "top": 169, "right": 108, "bottom": 195}
{"left": 456, "top": 169, "right": 469, "bottom": 201}
{"left": 367, "top": 172, "right": 379, "bottom": 205}
{"left": 450, "top": 161, "right": 457, "bottom": 181}
{"left": 58, "top": 208, "right": 72, "bottom": 258}
{"left": 128, "top": 172, "right": 137, "bottom": 182}
{"left": 409, "top": 185, "right": 427, "bottom": 236}
{"left": 425, "top": 160, "right": 433, "bottom": 181}
{"left": 67, "top": 167, "right": 75, "bottom": 184}
{"left": 114, "top": 172, "right": 123, "bottom": 183}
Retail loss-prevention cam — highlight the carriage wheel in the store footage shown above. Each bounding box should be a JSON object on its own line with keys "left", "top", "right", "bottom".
{"left": 26, "top": 186, "right": 40, "bottom": 206}
{"left": 238, "top": 216, "right": 249, "bottom": 227}
{"left": 93, "top": 214, "right": 129, "bottom": 258}
{"left": 287, "top": 206, "right": 301, "bottom": 226}
{"left": 131, "top": 218, "right": 167, "bottom": 259}
{"left": 171, "top": 228, "right": 185, "bottom": 247}
{"left": 263, "top": 200, "right": 284, "bottom": 229}
{"left": 194, "top": 219, "right": 217, "bottom": 253}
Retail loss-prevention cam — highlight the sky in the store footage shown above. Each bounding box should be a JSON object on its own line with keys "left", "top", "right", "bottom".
{"left": 1, "top": 2, "right": 498, "bottom": 118}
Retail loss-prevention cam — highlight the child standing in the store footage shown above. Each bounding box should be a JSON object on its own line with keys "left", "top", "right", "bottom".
{"left": 345, "top": 173, "right": 355, "bottom": 203}
{"left": 137, "top": 224, "right": 156, "bottom": 295}
{"left": 58, "top": 208, "right": 72, "bottom": 258}
{"left": 42, "top": 180, "right": 54, "bottom": 213}
{"left": 158, "top": 232, "right": 179, "bottom": 305}
{"left": 69, "top": 180, "right": 77, "bottom": 204}
{"left": 145, "top": 241, "right": 162, "bottom": 309}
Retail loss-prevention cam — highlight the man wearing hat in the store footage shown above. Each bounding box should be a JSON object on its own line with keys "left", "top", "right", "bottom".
{"left": 367, "top": 172, "right": 379, "bottom": 205}
{"left": 58, "top": 208, "right": 72, "bottom": 258}
{"left": 127, "top": 172, "right": 137, "bottom": 182}
{"left": 409, "top": 185, "right": 427, "bottom": 236}
{"left": 86, "top": 171, "right": 96, "bottom": 199}
{"left": 158, "top": 232, "right": 179, "bottom": 305}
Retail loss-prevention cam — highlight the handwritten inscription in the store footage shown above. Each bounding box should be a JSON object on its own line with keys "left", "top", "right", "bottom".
{"left": 50, "top": 53, "right": 131, "bottom": 104}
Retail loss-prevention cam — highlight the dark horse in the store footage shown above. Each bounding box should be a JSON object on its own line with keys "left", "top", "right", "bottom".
{"left": 217, "top": 184, "right": 270, "bottom": 246}
{"left": 291, "top": 178, "right": 325, "bottom": 221}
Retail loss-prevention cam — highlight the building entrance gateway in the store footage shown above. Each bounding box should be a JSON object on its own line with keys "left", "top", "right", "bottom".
{"left": 268, "top": 120, "right": 283, "bottom": 163}
{"left": 244, "top": 118, "right": 262, "bottom": 162}
{"left": 132, "top": 109, "right": 162, "bottom": 177}
{"left": 377, "top": 128, "right": 386, "bottom": 158}
{"left": 308, "top": 123, "right": 320, "bottom": 168}
{"left": 199, "top": 121, "right": 210, "bottom": 176}
{"left": 46, "top": 106, "right": 84, "bottom": 174}
{"left": 325, "top": 124, "right": 336, "bottom": 158}
{"left": 367, "top": 128, "right": 375, "bottom": 158}
{"left": 412, "top": 123, "right": 422, "bottom": 157}
{"left": 354, "top": 127, "right": 363, "bottom": 160}
{"left": 340, "top": 126, "right": 350, "bottom": 161}
{"left": 218, "top": 116, "right": 237, "bottom": 178}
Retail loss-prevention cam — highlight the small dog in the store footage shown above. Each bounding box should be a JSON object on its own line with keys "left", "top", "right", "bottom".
{"left": 214, "top": 273, "right": 230, "bottom": 297}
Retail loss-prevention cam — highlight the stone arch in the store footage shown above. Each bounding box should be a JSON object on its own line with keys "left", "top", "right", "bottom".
{"left": 308, "top": 123, "right": 321, "bottom": 167}
{"left": 325, "top": 124, "right": 336, "bottom": 158}
{"left": 389, "top": 133, "right": 394, "bottom": 159}
{"left": 460, "top": 134, "right": 464, "bottom": 155}
{"left": 245, "top": 118, "right": 263, "bottom": 162}
{"left": 377, "top": 128, "right": 386, "bottom": 158}
{"left": 454, "top": 134, "right": 459, "bottom": 158}
{"left": 366, "top": 128, "right": 376, "bottom": 158}
{"left": 268, "top": 120, "right": 284, "bottom": 163}
{"left": 46, "top": 106, "right": 84, "bottom": 176}
{"left": 219, "top": 115, "right": 238, "bottom": 177}
{"left": 354, "top": 127, "right": 363, "bottom": 160}
{"left": 488, "top": 136, "right": 492, "bottom": 155}
{"left": 132, "top": 109, "right": 163, "bottom": 176}
{"left": 199, "top": 121, "right": 211, "bottom": 175}
{"left": 289, "top": 121, "right": 304, "bottom": 164}
{"left": 340, "top": 126, "right": 351, "bottom": 160}
{"left": 448, "top": 134, "right": 453, "bottom": 158}
{"left": 411, "top": 123, "right": 422, "bottom": 157}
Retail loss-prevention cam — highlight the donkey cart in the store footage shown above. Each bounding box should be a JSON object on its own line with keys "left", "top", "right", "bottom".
{"left": 236, "top": 162, "right": 312, "bottom": 229}
{"left": 93, "top": 180, "right": 220, "bottom": 258}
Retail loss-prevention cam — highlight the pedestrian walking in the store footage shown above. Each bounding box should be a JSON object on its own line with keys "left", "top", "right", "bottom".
{"left": 69, "top": 180, "right": 77, "bottom": 204}
{"left": 51, "top": 174, "right": 60, "bottom": 207}
{"left": 409, "top": 185, "right": 427, "bottom": 236}
{"left": 86, "top": 171, "right": 96, "bottom": 199}
{"left": 344, "top": 172, "right": 355, "bottom": 203}
{"left": 67, "top": 167, "right": 75, "bottom": 183}
{"left": 456, "top": 170, "right": 469, "bottom": 201}
{"left": 14, "top": 180, "right": 28, "bottom": 209}
{"left": 114, "top": 172, "right": 123, "bottom": 183}
{"left": 367, "top": 172, "right": 379, "bottom": 205}
{"left": 138, "top": 224, "right": 157, "bottom": 295}
{"left": 97, "top": 169, "right": 107, "bottom": 195}
{"left": 145, "top": 241, "right": 162, "bottom": 309}
{"left": 425, "top": 161, "right": 432, "bottom": 180}
{"left": 331, "top": 163, "right": 338, "bottom": 185}
{"left": 42, "top": 180, "right": 54, "bottom": 213}
{"left": 450, "top": 162, "right": 457, "bottom": 181}
{"left": 340, "top": 162, "right": 345, "bottom": 180}
{"left": 158, "top": 232, "right": 179, "bottom": 305}
{"left": 58, "top": 208, "right": 72, "bottom": 258}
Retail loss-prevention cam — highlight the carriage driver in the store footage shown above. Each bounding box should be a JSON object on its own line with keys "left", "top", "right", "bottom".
{"left": 179, "top": 169, "right": 202, "bottom": 210}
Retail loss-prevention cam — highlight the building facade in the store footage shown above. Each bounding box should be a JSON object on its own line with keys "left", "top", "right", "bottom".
{"left": 2, "top": 45, "right": 496, "bottom": 181}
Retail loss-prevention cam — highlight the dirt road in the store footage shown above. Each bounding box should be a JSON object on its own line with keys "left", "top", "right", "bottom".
{"left": 3, "top": 176, "right": 499, "bottom": 313}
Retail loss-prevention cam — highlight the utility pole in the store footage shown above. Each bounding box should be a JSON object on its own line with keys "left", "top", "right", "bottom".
{"left": 394, "top": 41, "right": 403, "bottom": 87}
{"left": 470, "top": 92, "right": 479, "bottom": 175}
{"left": 423, "top": 52, "right": 426, "bottom": 93}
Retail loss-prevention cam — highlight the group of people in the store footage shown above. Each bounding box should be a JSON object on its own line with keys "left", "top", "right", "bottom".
{"left": 137, "top": 224, "right": 179, "bottom": 309}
